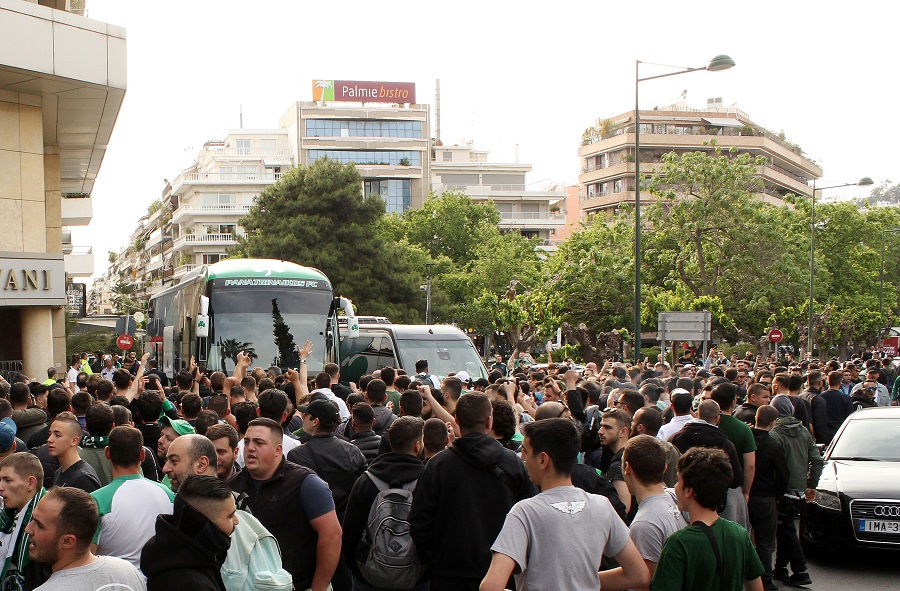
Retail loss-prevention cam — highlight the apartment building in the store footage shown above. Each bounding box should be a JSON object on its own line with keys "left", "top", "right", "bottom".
{"left": 430, "top": 143, "right": 566, "bottom": 250}
{"left": 281, "top": 84, "right": 430, "bottom": 213}
{"left": 0, "top": 0, "right": 125, "bottom": 376}
{"left": 577, "top": 99, "right": 823, "bottom": 219}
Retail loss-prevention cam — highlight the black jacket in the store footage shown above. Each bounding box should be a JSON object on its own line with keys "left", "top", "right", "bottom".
{"left": 350, "top": 430, "right": 381, "bottom": 465}
{"left": 749, "top": 428, "right": 789, "bottom": 498}
{"left": 287, "top": 434, "right": 367, "bottom": 520}
{"left": 820, "top": 388, "right": 854, "bottom": 443}
{"left": 141, "top": 496, "right": 230, "bottom": 591}
{"left": 733, "top": 403, "right": 759, "bottom": 426}
{"left": 851, "top": 394, "right": 878, "bottom": 411}
{"left": 409, "top": 433, "right": 536, "bottom": 580}
{"left": 670, "top": 422, "right": 744, "bottom": 489}
{"left": 341, "top": 453, "right": 426, "bottom": 581}
{"left": 800, "top": 388, "right": 829, "bottom": 445}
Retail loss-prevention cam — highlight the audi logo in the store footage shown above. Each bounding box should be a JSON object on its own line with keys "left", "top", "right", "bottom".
{"left": 873, "top": 505, "right": 900, "bottom": 517}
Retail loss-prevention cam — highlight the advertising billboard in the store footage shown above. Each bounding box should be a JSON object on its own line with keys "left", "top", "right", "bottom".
{"left": 313, "top": 80, "right": 416, "bottom": 104}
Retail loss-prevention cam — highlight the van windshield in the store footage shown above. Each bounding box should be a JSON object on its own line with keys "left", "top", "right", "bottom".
{"left": 398, "top": 338, "right": 487, "bottom": 380}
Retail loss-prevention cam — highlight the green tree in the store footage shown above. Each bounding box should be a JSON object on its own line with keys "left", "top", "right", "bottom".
{"left": 270, "top": 298, "right": 299, "bottom": 367}
{"left": 236, "top": 158, "right": 424, "bottom": 322}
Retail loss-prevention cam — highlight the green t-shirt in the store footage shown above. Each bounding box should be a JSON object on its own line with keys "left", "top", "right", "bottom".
{"left": 651, "top": 518, "right": 763, "bottom": 591}
{"left": 386, "top": 389, "right": 402, "bottom": 416}
{"left": 717, "top": 414, "right": 757, "bottom": 458}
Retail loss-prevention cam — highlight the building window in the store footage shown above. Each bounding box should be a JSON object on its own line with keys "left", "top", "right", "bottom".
{"left": 364, "top": 179, "right": 411, "bottom": 214}
{"left": 305, "top": 119, "right": 423, "bottom": 139}
{"left": 675, "top": 126, "right": 690, "bottom": 135}
{"left": 614, "top": 179, "right": 624, "bottom": 193}
{"left": 587, "top": 184, "right": 596, "bottom": 197}
{"left": 206, "top": 224, "right": 236, "bottom": 235}
{"left": 640, "top": 123, "right": 653, "bottom": 134}
{"left": 202, "top": 254, "right": 223, "bottom": 265}
{"left": 443, "top": 151, "right": 453, "bottom": 161}
{"left": 235, "top": 139, "right": 251, "bottom": 155}
{"left": 600, "top": 183, "right": 609, "bottom": 196}
{"left": 309, "top": 150, "right": 421, "bottom": 166}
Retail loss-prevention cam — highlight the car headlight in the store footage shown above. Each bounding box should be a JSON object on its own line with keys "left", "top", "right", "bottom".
{"left": 814, "top": 489, "right": 841, "bottom": 511}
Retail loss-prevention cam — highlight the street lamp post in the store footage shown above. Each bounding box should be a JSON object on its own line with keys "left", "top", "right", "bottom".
{"left": 633, "top": 55, "right": 735, "bottom": 363}
{"left": 807, "top": 177, "right": 874, "bottom": 356}
{"left": 880, "top": 228, "right": 900, "bottom": 339}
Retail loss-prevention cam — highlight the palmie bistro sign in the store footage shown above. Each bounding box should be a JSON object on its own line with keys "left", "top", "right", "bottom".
{"left": 312, "top": 80, "right": 416, "bottom": 104}
{"left": 0, "top": 253, "right": 66, "bottom": 306}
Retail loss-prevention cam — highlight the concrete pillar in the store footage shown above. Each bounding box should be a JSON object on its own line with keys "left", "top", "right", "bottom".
{"left": 51, "top": 306, "right": 66, "bottom": 371}
{"left": 21, "top": 307, "right": 55, "bottom": 380}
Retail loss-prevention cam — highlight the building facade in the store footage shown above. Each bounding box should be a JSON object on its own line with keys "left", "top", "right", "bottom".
{"left": 280, "top": 100, "right": 431, "bottom": 213}
{"left": 430, "top": 143, "right": 566, "bottom": 250}
{"left": 1, "top": 0, "right": 125, "bottom": 377}
{"left": 577, "top": 100, "right": 823, "bottom": 219}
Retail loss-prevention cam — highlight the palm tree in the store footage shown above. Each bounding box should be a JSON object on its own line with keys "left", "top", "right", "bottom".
{"left": 217, "top": 338, "right": 257, "bottom": 371}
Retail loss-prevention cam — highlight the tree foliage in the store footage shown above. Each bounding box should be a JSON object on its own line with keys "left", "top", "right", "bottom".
{"left": 236, "top": 158, "right": 424, "bottom": 322}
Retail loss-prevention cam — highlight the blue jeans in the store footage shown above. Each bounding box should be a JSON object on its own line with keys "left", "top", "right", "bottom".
{"left": 351, "top": 577, "right": 429, "bottom": 591}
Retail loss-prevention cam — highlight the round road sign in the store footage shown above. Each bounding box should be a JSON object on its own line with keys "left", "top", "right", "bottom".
{"left": 768, "top": 329, "right": 784, "bottom": 343}
{"left": 117, "top": 333, "right": 134, "bottom": 350}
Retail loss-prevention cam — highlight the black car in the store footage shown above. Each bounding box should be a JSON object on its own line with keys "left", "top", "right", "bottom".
{"left": 802, "top": 406, "right": 900, "bottom": 552}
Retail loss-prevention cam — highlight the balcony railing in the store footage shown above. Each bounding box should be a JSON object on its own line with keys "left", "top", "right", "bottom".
{"left": 173, "top": 233, "right": 239, "bottom": 248}
{"left": 173, "top": 265, "right": 196, "bottom": 276}
{"left": 172, "top": 204, "right": 252, "bottom": 221}
{"left": 499, "top": 212, "right": 563, "bottom": 221}
{"left": 203, "top": 148, "right": 292, "bottom": 159}
{"left": 178, "top": 172, "right": 283, "bottom": 183}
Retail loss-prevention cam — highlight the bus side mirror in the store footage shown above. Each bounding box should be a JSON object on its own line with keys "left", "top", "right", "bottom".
{"left": 337, "top": 297, "right": 358, "bottom": 338}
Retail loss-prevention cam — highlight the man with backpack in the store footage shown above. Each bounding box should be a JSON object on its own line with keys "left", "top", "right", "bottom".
{"left": 341, "top": 416, "right": 427, "bottom": 591}
{"left": 409, "top": 393, "right": 535, "bottom": 591}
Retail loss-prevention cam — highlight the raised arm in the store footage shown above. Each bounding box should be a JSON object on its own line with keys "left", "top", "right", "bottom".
{"left": 419, "top": 385, "right": 460, "bottom": 438}
{"left": 125, "top": 352, "right": 151, "bottom": 402}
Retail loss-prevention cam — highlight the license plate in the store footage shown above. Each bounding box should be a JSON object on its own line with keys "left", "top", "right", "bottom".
{"left": 858, "top": 520, "right": 900, "bottom": 533}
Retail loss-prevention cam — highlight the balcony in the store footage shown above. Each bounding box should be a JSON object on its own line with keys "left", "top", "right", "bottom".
{"left": 173, "top": 264, "right": 196, "bottom": 278}
{"left": 498, "top": 212, "right": 566, "bottom": 229}
{"left": 433, "top": 184, "right": 565, "bottom": 199}
{"left": 64, "top": 246, "right": 94, "bottom": 277}
{"left": 171, "top": 172, "right": 283, "bottom": 193}
{"left": 172, "top": 204, "right": 252, "bottom": 223}
{"left": 61, "top": 196, "right": 93, "bottom": 226}
{"left": 203, "top": 147, "right": 292, "bottom": 160}
{"left": 173, "top": 233, "right": 239, "bottom": 250}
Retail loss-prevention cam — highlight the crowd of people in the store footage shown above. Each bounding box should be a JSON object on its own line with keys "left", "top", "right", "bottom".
{"left": 0, "top": 343, "right": 891, "bottom": 591}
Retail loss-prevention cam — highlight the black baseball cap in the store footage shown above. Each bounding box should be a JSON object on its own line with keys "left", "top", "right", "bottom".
{"left": 297, "top": 399, "right": 339, "bottom": 422}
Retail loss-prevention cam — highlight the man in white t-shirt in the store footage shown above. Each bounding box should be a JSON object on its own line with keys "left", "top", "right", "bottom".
{"left": 622, "top": 435, "right": 687, "bottom": 586}
{"left": 481, "top": 418, "right": 649, "bottom": 591}
{"left": 26, "top": 486, "right": 146, "bottom": 591}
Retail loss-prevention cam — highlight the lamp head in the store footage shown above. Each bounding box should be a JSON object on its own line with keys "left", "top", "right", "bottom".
{"left": 706, "top": 55, "right": 736, "bottom": 72}
{"left": 857, "top": 177, "right": 874, "bottom": 187}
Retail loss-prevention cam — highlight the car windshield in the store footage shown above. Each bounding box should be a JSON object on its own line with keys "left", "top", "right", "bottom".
{"left": 397, "top": 338, "right": 488, "bottom": 380}
{"left": 830, "top": 417, "right": 900, "bottom": 461}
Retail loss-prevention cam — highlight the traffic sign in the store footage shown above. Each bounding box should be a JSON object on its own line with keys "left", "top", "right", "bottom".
{"left": 768, "top": 329, "right": 784, "bottom": 343}
{"left": 117, "top": 333, "right": 134, "bottom": 350}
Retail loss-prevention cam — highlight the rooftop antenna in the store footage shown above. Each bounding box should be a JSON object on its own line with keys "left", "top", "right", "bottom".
{"left": 239, "top": 104, "right": 243, "bottom": 129}
{"left": 434, "top": 79, "right": 441, "bottom": 145}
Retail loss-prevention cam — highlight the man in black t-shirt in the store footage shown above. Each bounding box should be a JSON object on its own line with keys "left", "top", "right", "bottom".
{"left": 598, "top": 407, "right": 632, "bottom": 514}
{"left": 47, "top": 412, "right": 100, "bottom": 493}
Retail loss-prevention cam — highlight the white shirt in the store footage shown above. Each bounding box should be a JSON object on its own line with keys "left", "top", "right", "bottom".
{"left": 657, "top": 415, "right": 701, "bottom": 442}
{"left": 67, "top": 367, "right": 80, "bottom": 384}
{"left": 311, "top": 387, "right": 350, "bottom": 421}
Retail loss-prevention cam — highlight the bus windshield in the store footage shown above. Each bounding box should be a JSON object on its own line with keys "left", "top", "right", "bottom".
{"left": 209, "top": 287, "right": 333, "bottom": 374}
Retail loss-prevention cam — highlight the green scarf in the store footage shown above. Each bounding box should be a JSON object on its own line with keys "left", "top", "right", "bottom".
{"left": 80, "top": 435, "right": 108, "bottom": 449}
{"left": 0, "top": 487, "right": 45, "bottom": 591}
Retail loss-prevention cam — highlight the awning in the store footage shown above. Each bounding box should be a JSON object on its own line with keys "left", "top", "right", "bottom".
{"left": 702, "top": 117, "right": 745, "bottom": 128}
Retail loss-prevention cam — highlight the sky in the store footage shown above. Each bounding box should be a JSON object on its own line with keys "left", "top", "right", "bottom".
{"left": 75, "top": 0, "right": 899, "bottom": 283}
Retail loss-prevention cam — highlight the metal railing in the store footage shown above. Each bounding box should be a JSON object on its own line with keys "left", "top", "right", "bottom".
{"left": 203, "top": 148, "right": 291, "bottom": 158}
{"left": 178, "top": 172, "right": 283, "bottom": 183}
{"left": 174, "top": 234, "right": 238, "bottom": 247}
{"left": 0, "top": 361, "right": 23, "bottom": 381}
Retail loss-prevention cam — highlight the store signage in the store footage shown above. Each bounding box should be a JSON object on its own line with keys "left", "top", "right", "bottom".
{"left": 0, "top": 254, "right": 66, "bottom": 305}
{"left": 312, "top": 79, "right": 416, "bottom": 103}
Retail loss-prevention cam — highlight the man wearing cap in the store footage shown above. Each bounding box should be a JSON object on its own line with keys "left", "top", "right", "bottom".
{"left": 0, "top": 418, "right": 18, "bottom": 461}
{"left": 768, "top": 394, "right": 823, "bottom": 588}
{"left": 656, "top": 391, "right": 697, "bottom": 442}
{"left": 157, "top": 416, "right": 195, "bottom": 490}
{"left": 91, "top": 426, "right": 175, "bottom": 570}
{"left": 287, "top": 399, "right": 367, "bottom": 521}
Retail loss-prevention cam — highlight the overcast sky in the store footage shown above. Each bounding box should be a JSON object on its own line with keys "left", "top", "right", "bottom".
{"left": 75, "top": 0, "right": 898, "bottom": 283}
